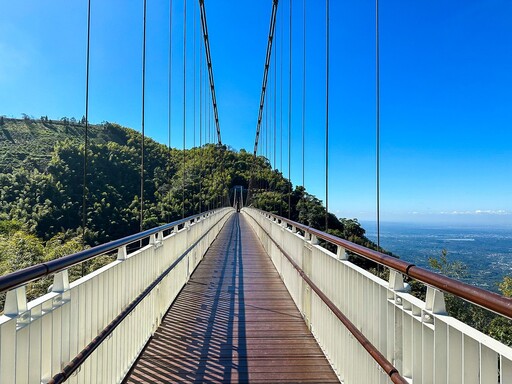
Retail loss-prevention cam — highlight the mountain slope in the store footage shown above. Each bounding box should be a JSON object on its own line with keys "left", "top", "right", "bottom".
{"left": 0, "top": 118, "right": 131, "bottom": 173}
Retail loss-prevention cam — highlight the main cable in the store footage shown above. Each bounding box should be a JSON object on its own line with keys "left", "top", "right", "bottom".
{"left": 253, "top": 0, "right": 279, "bottom": 156}
{"left": 247, "top": 0, "right": 279, "bottom": 208}
{"left": 198, "top": 0, "right": 222, "bottom": 145}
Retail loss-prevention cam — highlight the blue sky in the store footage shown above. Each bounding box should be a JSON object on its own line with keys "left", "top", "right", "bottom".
{"left": 1, "top": 0, "right": 511, "bottom": 224}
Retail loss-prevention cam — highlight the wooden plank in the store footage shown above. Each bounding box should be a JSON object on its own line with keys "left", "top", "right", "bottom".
{"left": 123, "top": 214, "right": 339, "bottom": 383}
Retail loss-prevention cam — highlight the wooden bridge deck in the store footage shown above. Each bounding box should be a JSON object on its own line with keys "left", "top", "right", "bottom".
{"left": 123, "top": 213, "right": 339, "bottom": 383}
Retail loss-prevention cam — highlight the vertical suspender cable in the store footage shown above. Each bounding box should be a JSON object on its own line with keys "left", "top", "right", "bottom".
{"left": 280, "top": 14, "right": 283, "bottom": 172}
{"left": 199, "top": 18, "right": 203, "bottom": 213}
{"left": 302, "top": 0, "right": 306, "bottom": 189}
{"left": 182, "top": 0, "right": 186, "bottom": 218}
{"left": 274, "top": 34, "right": 277, "bottom": 170}
{"left": 325, "top": 0, "right": 330, "bottom": 231}
{"left": 288, "top": 0, "right": 292, "bottom": 219}
{"left": 280, "top": 9, "right": 283, "bottom": 215}
{"left": 202, "top": 43, "right": 205, "bottom": 146}
{"left": 208, "top": 81, "right": 211, "bottom": 143}
{"left": 199, "top": 49, "right": 201, "bottom": 149}
{"left": 376, "top": 0, "right": 381, "bottom": 249}
{"left": 167, "top": 0, "right": 173, "bottom": 223}
{"left": 193, "top": 1, "right": 197, "bottom": 213}
{"left": 193, "top": 2, "right": 196, "bottom": 149}
{"left": 266, "top": 85, "right": 269, "bottom": 160}
{"left": 81, "top": 0, "right": 92, "bottom": 277}
{"left": 141, "top": 0, "right": 147, "bottom": 233}
{"left": 82, "top": 0, "right": 91, "bottom": 250}
{"left": 168, "top": 0, "right": 173, "bottom": 151}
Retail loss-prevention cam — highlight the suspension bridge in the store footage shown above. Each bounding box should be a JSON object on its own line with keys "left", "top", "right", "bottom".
{"left": 1, "top": 1, "right": 512, "bottom": 383}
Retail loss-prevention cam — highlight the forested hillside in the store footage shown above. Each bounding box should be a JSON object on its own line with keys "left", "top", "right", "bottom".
{"left": 0, "top": 117, "right": 379, "bottom": 274}
{"left": 1, "top": 117, "right": 511, "bottom": 344}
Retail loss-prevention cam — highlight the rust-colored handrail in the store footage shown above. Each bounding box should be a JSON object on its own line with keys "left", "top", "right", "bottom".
{"left": 247, "top": 210, "right": 408, "bottom": 384}
{"left": 0, "top": 209, "right": 228, "bottom": 294}
{"left": 47, "top": 212, "right": 230, "bottom": 384}
{"left": 253, "top": 209, "right": 512, "bottom": 320}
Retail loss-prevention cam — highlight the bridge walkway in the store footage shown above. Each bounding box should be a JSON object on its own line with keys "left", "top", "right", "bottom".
{"left": 123, "top": 213, "right": 338, "bottom": 383}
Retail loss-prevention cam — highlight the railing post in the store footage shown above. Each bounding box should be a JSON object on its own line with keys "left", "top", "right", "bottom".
{"left": 117, "top": 245, "right": 127, "bottom": 260}
{"left": 389, "top": 270, "right": 405, "bottom": 291}
{"left": 52, "top": 270, "right": 70, "bottom": 293}
{"left": 302, "top": 232, "right": 316, "bottom": 329}
{"left": 387, "top": 269, "right": 407, "bottom": 375}
{"left": 336, "top": 245, "right": 348, "bottom": 260}
{"left": 4, "top": 286, "right": 27, "bottom": 316}
{"left": 425, "top": 286, "right": 447, "bottom": 316}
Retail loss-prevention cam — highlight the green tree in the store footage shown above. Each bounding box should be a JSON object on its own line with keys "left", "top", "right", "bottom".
{"left": 427, "top": 251, "right": 512, "bottom": 346}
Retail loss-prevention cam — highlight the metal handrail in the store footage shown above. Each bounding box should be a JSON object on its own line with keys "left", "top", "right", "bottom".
{"left": 253, "top": 209, "right": 512, "bottom": 320}
{"left": 47, "top": 210, "right": 232, "bottom": 384}
{"left": 0, "top": 209, "right": 224, "bottom": 294}
{"left": 246, "top": 209, "right": 408, "bottom": 384}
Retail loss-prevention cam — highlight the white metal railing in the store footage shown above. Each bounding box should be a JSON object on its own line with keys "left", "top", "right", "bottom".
{"left": 0, "top": 208, "right": 233, "bottom": 384}
{"left": 243, "top": 207, "right": 512, "bottom": 384}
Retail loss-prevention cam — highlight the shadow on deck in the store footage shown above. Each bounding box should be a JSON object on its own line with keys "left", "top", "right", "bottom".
{"left": 123, "top": 213, "right": 338, "bottom": 383}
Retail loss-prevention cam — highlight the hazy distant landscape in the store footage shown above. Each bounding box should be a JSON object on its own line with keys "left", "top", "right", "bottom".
{"left": 363, "top": 221, "right": 512, "bottom": 293}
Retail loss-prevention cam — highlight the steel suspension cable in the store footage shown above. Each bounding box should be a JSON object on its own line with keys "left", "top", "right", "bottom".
{"left": 376, "top": 0, "right": 381, "bottom": 250}
{"left": 253, "top": 0, "right": 279, "bottom": 156}
{"left": 201, "top": 40, "right": 207, "bottom": 144}
{"left": 273, "top": 34, "right": 277, "bottom": 170}
{"left": 141, "top": 0, "right": 147, "bottom": 232}
{"left": 82, "top": 0, "right": 91, "bottom": 249}
{"left": 266, "top": 81, "right": 269, "bottom": 160}
{"left": 247, "top": 0, "right": 279, "bottom": 208}
{"left": 198, "top": 0, "right": 222, "bottom": 145}
{"left": 200, "top": 28, "right": 203, "bottom": 148}
{"left": 279, "top": 9, "right": 283, "bottom": 216}
{"left": 280, "top": 10, "right": 283, "bottom": 174}
{"left": 193, "top": 2, "right": 197, "bottom": 148}
{"left": 193, "top": 1, "right": 197, "bottom": 213}
{"left": 182, "top": 0, "right": 186, "bottom": 218}
{"left": 302, "top": 0, "right": 306, "bottom": 189}
{"left": 167, "top": 0, "right": 173, "bottom": 223}
{"left": 208, "top": 78, "right": 211, "bottom": 144}
{"left": 325, "top": 0, "right": 330, "bottom": 231}
{"left": 199, "top": 18, "right": 203, "bottom": 213}
{"left": 287, "top": 0, "right": 292, "bottom": 219}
